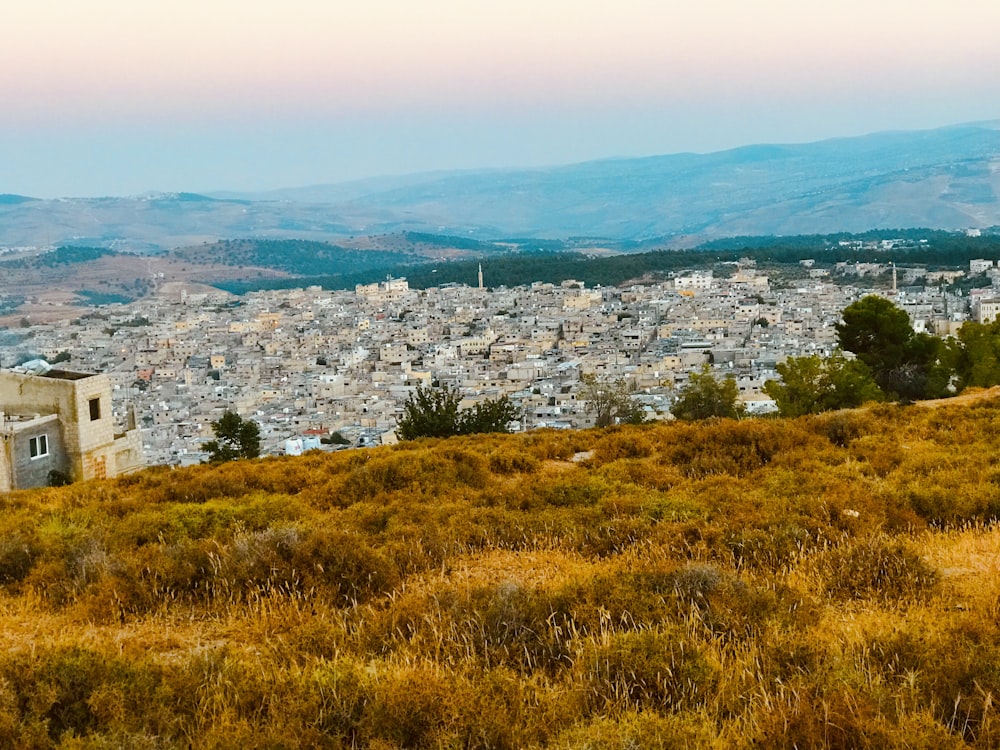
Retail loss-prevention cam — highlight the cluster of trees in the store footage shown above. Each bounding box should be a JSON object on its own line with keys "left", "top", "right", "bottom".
{"left": 644, "top": 294, "right": 1000, "bottom": 423}
{"left": 766, "top": 295, "right": 1000, "bottom": 417}
{"left": 396, "top": 385, "right": 519, "bottom": 440}
{"left": 0, "top": 245, "right": 117, "bottom": 270}
{"left": 766, "top": 296, "right": 938, "bottom": 415}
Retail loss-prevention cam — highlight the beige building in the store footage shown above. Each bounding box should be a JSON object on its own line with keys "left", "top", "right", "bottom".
{"left": 977, "top": 299, "right": 1000, "bottom": 325}
{"left": 0, "top": 367, "right": 144, "bottom": 492}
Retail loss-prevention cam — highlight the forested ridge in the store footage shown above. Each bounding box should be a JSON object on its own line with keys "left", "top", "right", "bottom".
{"left": 210, "top": 229, "right": 1000, "bottom": 295}
{"left": 2, "top": 400, "right": 1000, "bottom": 746}
{"left": 172, "top": 239, "right": 415, "bottom": 277}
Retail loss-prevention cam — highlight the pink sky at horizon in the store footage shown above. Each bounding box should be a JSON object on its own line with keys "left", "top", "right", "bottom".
{"left": 3, "top": 0, "right": 999, "bottom": 196}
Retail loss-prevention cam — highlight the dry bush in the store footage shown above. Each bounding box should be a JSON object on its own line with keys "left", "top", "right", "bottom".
{"left": 548, "top": 709, "right": 716, "bottom": 749}
{"left": 292, "top": 528, "right": 401, "bottom": 606}
{"left": 812, "top": 409, "right": 879, "bottom": 447}
{"left": 0, "top": 527, "right": 40, "bottom": 585}
{"left": 576, "top": 628, "right": 718, "bottom": 713}
{"left": 522, "top": 428, "right": 595, "bottom": 461}
{"left": 592, "top": 428, "right": 656, "bottom": 462}
{"left": 751, "top": 684, "right": 901, "bottom": 750}
{"left": 336, "top": 448, "right": 489, "bottom": 505}
{"left": 596, "top": 457, "right": 686, "bottom": 493}
{"left": 365, "top": 664, "right": 453, "bottom": 748}
{"left": 817, "top": 535, "right": 938, "bottom": 602}
{"left": 665, "top": 420, "right": 822, "bottom": 478}
{"left": 486, "top": 447, "right": 540, "bottom": 475}
{"left": 724, "top": 523, "right": 816, "bottom": 571}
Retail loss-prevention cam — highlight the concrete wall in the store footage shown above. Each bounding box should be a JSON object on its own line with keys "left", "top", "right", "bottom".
{"left": 4, "top": 415, "right": 71, "bottom": 490}
{"left": 0, "top": 369, "right": 136, "bottom": 485}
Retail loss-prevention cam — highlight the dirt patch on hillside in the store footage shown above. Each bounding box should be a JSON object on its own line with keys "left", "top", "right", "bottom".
{"left": 915, "top": 386, "right": 1000, "bottom": 408}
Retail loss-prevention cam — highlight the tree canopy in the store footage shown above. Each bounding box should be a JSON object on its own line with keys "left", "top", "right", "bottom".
{"left": 764, "top": 352, "right": 883, "bottom": 417}
{"left": 203, "top": 410, "right": 261, "bottom": 462}
{"left": 397, "top": 385, "right": 517, "bottom": 440}
{"left": 953, "top": 320, "right": 1000, "bottom": 391}
{"left": 836, "top": 295, "right": 951, "bottom": 401}
{"left": 671, "top": 365, "right": 744, "bottom": 421}
{"left": 579, "top": 374, "right": 645, "bottom": 427}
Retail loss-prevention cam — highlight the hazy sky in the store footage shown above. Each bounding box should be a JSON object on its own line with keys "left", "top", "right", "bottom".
{"left": 3, "top": 0, "right": 999, "bottom": 197}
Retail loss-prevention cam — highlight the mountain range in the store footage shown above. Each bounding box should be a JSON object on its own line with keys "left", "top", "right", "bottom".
{"left": 2, "top": 121, "right": 998, "bottom": 252}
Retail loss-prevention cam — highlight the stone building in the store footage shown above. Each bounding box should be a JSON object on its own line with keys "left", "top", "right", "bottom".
{"left": 0, "top": 366, "right": 144, "bottom": 492}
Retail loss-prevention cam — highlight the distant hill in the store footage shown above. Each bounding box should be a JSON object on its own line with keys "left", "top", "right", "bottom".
{"left": 0, "top": 194, "right": 38, "bottom": 206}
{"left": 1, "top": 121, "right": 998, "bottom": 251}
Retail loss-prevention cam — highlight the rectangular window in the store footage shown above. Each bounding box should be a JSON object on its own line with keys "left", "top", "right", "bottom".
{"left": 29, "top": 435, "right": 48, "bottom": 459}
{"left": 89, "top": 397, "right": 101, "bottom": 421}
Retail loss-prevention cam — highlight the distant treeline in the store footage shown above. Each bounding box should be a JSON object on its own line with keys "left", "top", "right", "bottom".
{"left": 212, "top": 250, "right": 746, "bottom": 295}
{"left": 0, "top": 246, "right": 118, "bottom": 270}
{"left": 210, "top": 228, "right": 1000, "bottom": 295}
{"left": 173, "top": 239, "right": 416, "bottom": 277}
{"left": 401, "top": 232, "right": 510, "bottom": 253}
{"left": 699, "top": 228, "right": 1000, "bottom": 267}
{"left": 76, "top": 290, "right": 134, "bottom": 306}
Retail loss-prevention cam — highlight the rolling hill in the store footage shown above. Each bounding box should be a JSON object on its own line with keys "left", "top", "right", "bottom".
{"left": 2, "top": 402, "right": 1000, "bottom": 745}
{"left": 1, "top": 121, "right": 998, "bottom": 252}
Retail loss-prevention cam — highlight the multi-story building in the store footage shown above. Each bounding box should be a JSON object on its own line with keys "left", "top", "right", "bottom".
{"left": 0, "top": 366, "right": 144, "bottom": 492}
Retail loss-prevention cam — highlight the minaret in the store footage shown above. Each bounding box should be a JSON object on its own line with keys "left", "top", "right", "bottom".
{"left": 478, "top": 263, "right": 484, "bottom": 290}
{"left": 892, "top": 262, "right": 897, "bottom": 294}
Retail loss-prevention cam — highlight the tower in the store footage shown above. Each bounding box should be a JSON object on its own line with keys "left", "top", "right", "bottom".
{"left": 478, "top": 263, "right": 484, "bottom": 290}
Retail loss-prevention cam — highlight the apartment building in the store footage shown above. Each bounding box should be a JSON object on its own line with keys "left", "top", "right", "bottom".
{"left": 0, "top": 366, "right": 144, "bottom": 492}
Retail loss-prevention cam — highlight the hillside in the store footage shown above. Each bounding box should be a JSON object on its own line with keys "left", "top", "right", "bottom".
{"left": 2, "top": 402, "right": 1000, "bottom": 747}
{"left": 1, "top": 122, "right": 998, "bottom": 251}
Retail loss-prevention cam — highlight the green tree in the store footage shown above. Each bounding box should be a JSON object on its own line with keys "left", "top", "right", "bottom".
{"left": 836, "top": 296, "right": 913, "bottom": 377}
{"left": 397, "top": 385, "right": 518, "bottom": 440}
{"left": 397, "top": 385, "right": 462, "bottom": 440}
{"left": 671, "top": 365, "right": 744, "bottom": 421}
{"left": 949, "top": 321, "right": 1000, "bottom": 391}
{"left": 202, "top": 410, "right": 261, "bottom": 462}
{"left": 580, "top": 374, "right": 645, "bottom": 427}
{"left": 836, "top": 296, "right": 952, "bottom": 401}
{"left": 458, "top": 394, "right": 519, "bottom": 435}
{"left": 764, "top": 352, "right": 883, "bottom": 417}
{"left": 322, "top": 431, "right": 351, "bottom": 446}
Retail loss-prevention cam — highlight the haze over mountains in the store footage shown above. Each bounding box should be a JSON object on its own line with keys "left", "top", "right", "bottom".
{"left": 2, "top": 121, "right": 998, "bottom": 252}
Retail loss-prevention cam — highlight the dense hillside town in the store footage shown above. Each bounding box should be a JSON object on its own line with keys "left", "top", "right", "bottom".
{"left": 3, "top": 257, "right": 996, "bottom": 467}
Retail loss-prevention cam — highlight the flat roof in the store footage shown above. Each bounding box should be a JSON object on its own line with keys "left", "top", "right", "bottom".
{"left": 40, "top": 369, "right": 94, "bottom": 381}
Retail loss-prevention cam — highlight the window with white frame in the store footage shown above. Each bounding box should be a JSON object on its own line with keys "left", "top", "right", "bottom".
{"left": 29, "top": 434, "right": 49, "bottom": 459}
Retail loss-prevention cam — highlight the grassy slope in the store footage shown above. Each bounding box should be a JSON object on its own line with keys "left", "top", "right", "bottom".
{"left": 2, "top": 403, "right": 1000, "bottom": 747}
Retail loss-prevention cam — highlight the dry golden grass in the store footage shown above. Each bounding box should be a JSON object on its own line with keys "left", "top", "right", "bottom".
{"left": 2, "top": 404, "right": 1000, "bottom": 746}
